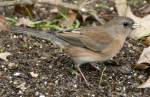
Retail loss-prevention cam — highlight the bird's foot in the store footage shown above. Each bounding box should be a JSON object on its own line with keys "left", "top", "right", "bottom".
{"left": 75, "top": 64, "right": 92, "bottom": 87}
{"left": 90, "top": 62, "right": 100, "bottom": 71}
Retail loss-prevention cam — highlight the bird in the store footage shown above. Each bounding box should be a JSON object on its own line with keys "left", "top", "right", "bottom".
{"left": 11, "top": 16, "right": 136, "bottom": 86}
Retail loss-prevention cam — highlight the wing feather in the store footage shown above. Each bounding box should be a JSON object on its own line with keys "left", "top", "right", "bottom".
{"left": 57, "top": 26, "right": 114, "bottom": 51}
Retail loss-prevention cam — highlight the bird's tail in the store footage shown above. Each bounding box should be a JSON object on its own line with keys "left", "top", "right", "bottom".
{"left": 11, "top": 27, "right": 69, "bottom": 49}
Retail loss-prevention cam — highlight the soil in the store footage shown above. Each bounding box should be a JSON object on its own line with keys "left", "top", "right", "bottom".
{"left": 0, "top": 30, "right": 150, "bottom": 97}
{"left": 0, "top": 0, "right": 150, "bottom": 96}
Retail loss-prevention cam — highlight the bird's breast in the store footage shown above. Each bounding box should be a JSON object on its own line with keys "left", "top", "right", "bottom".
{"left": 101, "top": 36, "right": 126, "bottom": 60}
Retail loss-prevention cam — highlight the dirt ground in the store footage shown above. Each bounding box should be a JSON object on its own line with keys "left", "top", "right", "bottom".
{"left": 0, "top": 30, "right": 149, "bottom": 97}
{"left": 0, "top": 0, "right": 150, "bottom": 96}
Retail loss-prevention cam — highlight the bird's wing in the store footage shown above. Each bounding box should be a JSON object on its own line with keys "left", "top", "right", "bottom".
{"left": 57, "top": 32, "right": 85, "bottom": 47}
{"left": 57, "top": 26, "right": 114, "bottom": 51}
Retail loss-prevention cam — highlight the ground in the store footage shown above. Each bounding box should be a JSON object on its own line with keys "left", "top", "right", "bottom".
{"left": 0, "top": 30, "right": 150, "bottom": 97}
{"left": 0, "top": 0, "right": 150, "bottom": 96}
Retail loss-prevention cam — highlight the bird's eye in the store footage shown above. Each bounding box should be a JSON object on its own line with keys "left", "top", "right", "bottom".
{"left": 123, "top": 22, "right": 129, "bottom": 27}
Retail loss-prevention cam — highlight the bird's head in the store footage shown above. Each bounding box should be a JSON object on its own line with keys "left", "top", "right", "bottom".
{"left": 104, "top": 17, "right": 138, "bottom": 37}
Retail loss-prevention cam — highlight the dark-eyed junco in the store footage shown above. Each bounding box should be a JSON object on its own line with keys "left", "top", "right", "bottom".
{"left": 11, "top": 16, "right": 136, "bottom": 86}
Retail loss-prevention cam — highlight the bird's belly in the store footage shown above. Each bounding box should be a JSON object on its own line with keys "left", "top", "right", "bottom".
{"left": 64, "top": 46, "right": 103, "bottom": 64}
{"left": 64, "top": 38, "right": 125, "bottom": 64}
{"left": 75, "top": 56, "right": 100, "bottom": 64}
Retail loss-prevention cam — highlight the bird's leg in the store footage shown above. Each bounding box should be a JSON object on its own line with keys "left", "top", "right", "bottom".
{"left": 75, "top": 64, "right": 90, "bottom": 86}
{"left": 90, "top": 62, "right": 100, "bottom": 71}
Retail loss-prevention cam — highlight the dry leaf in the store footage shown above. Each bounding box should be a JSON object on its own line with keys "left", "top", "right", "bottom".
{"left": 138, "top": 76, "right": 150, "bottom": 88}
{"left": 115, "top": 0, "right": 150, "bottom": 39}
{"left": 133, "top": 63, "right": 149, "bottom": 70}
{"left": 144, "top": 36, "right": 150, "bottom": 46}
{"left": 134, "top": 46, "right": 150, "bottom": 69}
{"left": 137, "top": 46, "right": 150, "bottom": 64}
{"left": 14, "top": 4, "right": 34, "bottom": 16}
{"left": 50, "top": 7, "right": 59, "bottom": 13}
{"left": 16, "top": 17, "right": 33, "bottom": 27}
{"left": 0, "top": 16, "right": 10, "bottom": 32}
{"left": 141, "top": 5, "right": 150, "bottom": 14}
{"left": 0, "top": 52, "right": 11, "bottom": 61}
{"left": 60, "top": 10, "right": 77, "bottom": 28}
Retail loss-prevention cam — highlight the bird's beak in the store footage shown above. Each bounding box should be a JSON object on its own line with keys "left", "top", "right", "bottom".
{"left": 132, "top": 23, "right": 141, "bottom": 29}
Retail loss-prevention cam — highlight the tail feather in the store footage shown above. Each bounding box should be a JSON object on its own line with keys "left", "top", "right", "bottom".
{"left": 11, "top": 27, "right": 69, "bottom": 48}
